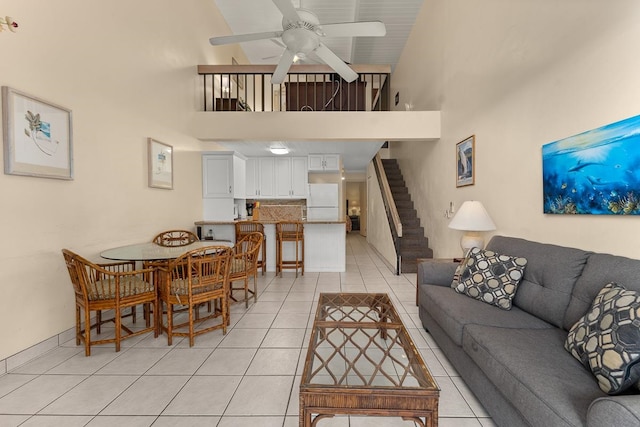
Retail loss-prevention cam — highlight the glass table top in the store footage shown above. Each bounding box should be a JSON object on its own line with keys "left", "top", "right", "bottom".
{"left": 100, "top": 240, "right": 232, "bottom": 261}
{"left": 302, "top": 293, "right": 437, "bottom": 390}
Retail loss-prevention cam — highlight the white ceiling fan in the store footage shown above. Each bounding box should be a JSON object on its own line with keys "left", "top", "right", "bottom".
{"left": 209, "top": 0, "right": 386, "bottom": 84}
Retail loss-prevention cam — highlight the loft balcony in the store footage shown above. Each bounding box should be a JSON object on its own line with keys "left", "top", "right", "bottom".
{"left": 198, "top": 64, "right": 391, "bottom": 112}
{"left": 193, "top": 64, "right": 440, "bottom": 143}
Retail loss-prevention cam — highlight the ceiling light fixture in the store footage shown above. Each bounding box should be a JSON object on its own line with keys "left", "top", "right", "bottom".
{"left": 270, "top": 146, "right": 289, "bottom": 155}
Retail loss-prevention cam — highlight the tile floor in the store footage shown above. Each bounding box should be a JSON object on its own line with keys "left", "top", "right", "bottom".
{"left": 0, "top": 233, "right": 495, "bottom": 427}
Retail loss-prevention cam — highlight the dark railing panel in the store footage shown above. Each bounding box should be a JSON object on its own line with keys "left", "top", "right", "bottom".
{"left": 198, "top": 64, "right": 390, "bottom": 112}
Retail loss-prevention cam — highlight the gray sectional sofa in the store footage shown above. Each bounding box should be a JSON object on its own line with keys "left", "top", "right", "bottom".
{"left": 417, "top": 236, "right": 640, "bottom": 427}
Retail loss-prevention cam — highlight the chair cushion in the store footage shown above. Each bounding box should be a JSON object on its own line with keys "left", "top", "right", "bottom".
{"left": 451, "top": 247, "right": 527, "bottom": 310}
{"left": 565, "top": 282, "right": 640, "bottom": 394}
{"left": 170, "top": 277, "right": 223, "bottom": 295}
{"left": 230, "top": 258, "right": 247, "bottom": 274}
{"left": 89, "top": 277, "right": 153, "bottom": 300}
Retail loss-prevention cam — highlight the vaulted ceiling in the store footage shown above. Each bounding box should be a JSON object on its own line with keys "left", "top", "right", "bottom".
{"left": 210, "top": 0, "right": 426, "bottom": 172}
{"left": 213, "top": 0, "right": 425, "bottom": 71}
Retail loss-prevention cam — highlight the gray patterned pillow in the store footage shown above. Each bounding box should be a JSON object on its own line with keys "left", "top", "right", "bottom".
{"left": 565, "top": 282, "right": 640, "bottom": 395}
{"left": 452, "top": 247, "right": 527, "bottom": 310}
{"left": 450, "top": 248, "right": 474, "bottom": 288}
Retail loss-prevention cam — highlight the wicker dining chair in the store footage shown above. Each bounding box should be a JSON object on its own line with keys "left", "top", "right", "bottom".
{"left": 61, "top": 249, "right": 158, "bottom": 356}
{"left": 229, "top": 232, "right": 264, "bottom": 308}
{"left": 152, "top": 230, "right": 199, "bottom": 247}
{"left": 157, "top": 246, "right": 232, "bottom": 347}
{"left": 235, "top": 221, "right": 267, "bottom": 275}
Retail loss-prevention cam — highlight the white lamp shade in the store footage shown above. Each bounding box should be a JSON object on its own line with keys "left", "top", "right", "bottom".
{"left": 448, "top": 201, "right": 496, "bottom": 231}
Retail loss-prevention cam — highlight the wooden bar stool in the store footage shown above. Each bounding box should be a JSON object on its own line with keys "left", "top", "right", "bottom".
{"left": 276, "top": 221, "right": 304, "bottom": 277}
{"left": 235, "top": 221, "right": 266, "bottom": 275}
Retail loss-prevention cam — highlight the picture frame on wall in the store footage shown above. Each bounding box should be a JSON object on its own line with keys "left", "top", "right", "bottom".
{"left": 456, "top": 135, "right": 475, "bottom": 187}
{"left": 2, "top": 86, "right": 73, "bottom": 180}
{"left": 148, "top": 138, "right": 173, "bottom": 189}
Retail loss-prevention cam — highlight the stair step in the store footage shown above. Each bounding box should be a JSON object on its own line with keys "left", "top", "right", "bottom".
{"left": 390, "top": 187, "right": 409, "bottom": 194}
{"left": 402, "top": 226, "right": 424, "bottom": 235}
{"left": 395, "top": 200, "right": 414, "bottom": 209}
{"left": 401, "top": 218, "right": 421, "bottom": 228}
{"left": 392, "top": 193, "right": 411, "bottom": 201}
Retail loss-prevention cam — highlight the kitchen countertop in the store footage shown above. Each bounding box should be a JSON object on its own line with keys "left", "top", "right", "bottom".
{"left": 195, "top": 220, "right": 346, "bottom": 225}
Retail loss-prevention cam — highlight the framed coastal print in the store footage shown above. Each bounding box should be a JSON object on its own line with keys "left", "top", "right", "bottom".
{"left": 148, "top": 138, "right": 173, "bottom": 189}
{"left": 456, "top": 135, "right": 475, "bottom": 187}
{"left": 2, "top": 86, "right": 73, "bottom": 180}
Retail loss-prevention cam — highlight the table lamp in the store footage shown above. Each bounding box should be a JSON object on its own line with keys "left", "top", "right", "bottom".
{"left": 448, "top": 200, "right": 496, "bottom": 254}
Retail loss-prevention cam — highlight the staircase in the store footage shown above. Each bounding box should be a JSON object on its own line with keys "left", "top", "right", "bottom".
{"left": 381, "top": 159, "right": 433, "bottom": 273}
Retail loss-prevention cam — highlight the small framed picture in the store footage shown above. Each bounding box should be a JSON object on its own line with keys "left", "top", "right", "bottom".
{"left": 456, "top": 135, "right": 475, "bottom": 187}
{"left": 2, "top": 86, "right": 73, "bottom": 180}
{"left": 148, "top": 138, "right": 173, "bottom": 189}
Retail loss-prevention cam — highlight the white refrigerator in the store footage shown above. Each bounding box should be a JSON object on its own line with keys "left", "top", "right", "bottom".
{"left": 307, "top": 184, "right": 340, "bottom": 221}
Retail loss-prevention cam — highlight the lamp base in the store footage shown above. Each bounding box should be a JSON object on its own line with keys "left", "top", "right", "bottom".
{"left": 460, "top": 232, "right": 485, "bottom": 256}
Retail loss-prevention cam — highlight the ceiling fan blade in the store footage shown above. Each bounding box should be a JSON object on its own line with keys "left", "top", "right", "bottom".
{"left": 270, "top": 38, "right": 286, "bottom": 49}
{"left": 209, "top": 31, "right": 283, "bottom": 46}
{"left": 272, "top": 49, "right": 296, "bottom": 84}
{"left": 321, "top": 21, "right": 387, "bottom": 37}
{"left": 272, "top": 0, "right": 301, "bottom": 24}
{"left": 314, "top": 44, "right": 358, "bottom": 83}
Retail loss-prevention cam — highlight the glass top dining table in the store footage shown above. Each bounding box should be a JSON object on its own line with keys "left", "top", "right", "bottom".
{"left": 100, "top": 240, "right": 233, "bottom": 261}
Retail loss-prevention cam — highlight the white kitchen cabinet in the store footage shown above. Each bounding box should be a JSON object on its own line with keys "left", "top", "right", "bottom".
{"left": 291, "top": 157, "right": 308, "bottom": 197}
{"left": 246, "top": 157, "right": 275, "bottom": 198}
{"left": 308, "top": 154, "right": 340, "bottom": 172}
{"left": 246, "top": 158, "right": 258, "bottom": 198}
{"left": 202, "top": 152, "right": 245, "bottom": 198}
{"left": 275, "top": 157, "right": 308, "bottom": 198}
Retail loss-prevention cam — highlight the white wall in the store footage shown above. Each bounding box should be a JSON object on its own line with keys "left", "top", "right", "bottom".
{"left": 390, "top": 0, "right": 640, "bottom": 258}
{"left": 0, "top": 0, "right": 244, "bottom": 360}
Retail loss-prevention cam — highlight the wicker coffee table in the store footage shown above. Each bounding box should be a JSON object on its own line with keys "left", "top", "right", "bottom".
{"left": 300, "top": 293, "right": 439, "bottom": 426}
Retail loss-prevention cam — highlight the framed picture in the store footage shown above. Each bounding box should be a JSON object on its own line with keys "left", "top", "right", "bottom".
{"left": 456, "top": 135, "right": 475, "bottom": 187}
{"left": 2, "top": 86, "right": 73, "bottom": 180}
{"left": 543, "top": 113, "right": 640, "bottom": 215}
{"left": 148, "top": 138, "right": 173, "bottom": 189}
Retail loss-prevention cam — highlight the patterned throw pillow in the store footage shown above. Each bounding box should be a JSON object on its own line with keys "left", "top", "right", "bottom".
{"left": 451, "top": 247, "right": 527, "bottom": 310}
{"left": 450, "top": 248, "right": 474, "bottom": 288}
{"left": 564, "top": 283, "right": 640, "bottom": 395}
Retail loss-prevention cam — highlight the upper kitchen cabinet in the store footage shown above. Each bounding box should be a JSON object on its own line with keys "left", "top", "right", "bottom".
{"left": 275, "top": 157, "right": 308, "bottom": 198}
{"left": 202, "top": 152, "right": 246, "bottom": 198}
{"left": 308, "top": 154, "right": 340, "bottom": 172}
{"left": 246, "top": 157, "right": 276, "bottom": 198}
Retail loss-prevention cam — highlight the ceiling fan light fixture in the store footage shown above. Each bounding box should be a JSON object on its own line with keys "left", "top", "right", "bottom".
{"left": 270, "top": 146, "right": 289, "bottom": 155}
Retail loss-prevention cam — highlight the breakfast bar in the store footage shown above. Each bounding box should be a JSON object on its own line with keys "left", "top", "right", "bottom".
{"left": 195, "top": 220, "right": 346, "bottom": 273}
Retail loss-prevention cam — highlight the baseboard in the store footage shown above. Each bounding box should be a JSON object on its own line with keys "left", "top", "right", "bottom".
{"left": 0, "top": 326, "right": 76, "bottom": 375}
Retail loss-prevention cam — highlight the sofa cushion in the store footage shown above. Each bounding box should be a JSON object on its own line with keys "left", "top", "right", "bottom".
{"left": 565, "top": 283, "right": 640, "bottom": 394}
{"left": 463, "top": 325, "right": 606, "bottom": 427}
{"left": 452, "top": 247, "right": 527, "bottom": 310}
{"left": 564, "top": 253, "right": 640, "bottom": 330}
{"left": 486, "top": 236, "right": 590, "bottom": 328}
{"left": 420, "top": 284, "right": 552, "bottom": 346}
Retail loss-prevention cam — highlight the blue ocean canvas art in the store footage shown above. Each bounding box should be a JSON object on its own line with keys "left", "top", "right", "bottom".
{"left": 543, "top": 114, "right": 640, "bottom": 215}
